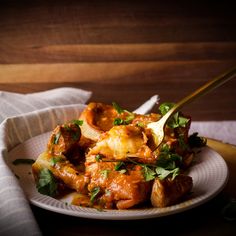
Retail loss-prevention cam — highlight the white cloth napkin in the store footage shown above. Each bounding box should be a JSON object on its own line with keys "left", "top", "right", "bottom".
{"left": 0, "top": 88, "right": 91, "bottom": 236}
{"left": 0, "top": 88, "right": 235, "bottom": 236}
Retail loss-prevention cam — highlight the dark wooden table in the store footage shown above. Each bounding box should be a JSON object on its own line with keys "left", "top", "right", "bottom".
{"left": 1, "top": 1, "right": 236, "bottom": 235}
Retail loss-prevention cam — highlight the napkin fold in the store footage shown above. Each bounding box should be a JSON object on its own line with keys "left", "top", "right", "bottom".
{"left": 0, "top": 88, "right": 235, "bottom": 236}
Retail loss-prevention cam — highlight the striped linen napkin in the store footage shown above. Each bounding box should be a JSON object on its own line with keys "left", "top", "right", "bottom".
{"left": 0, "top": 88, "right": 91, "bottom": 236}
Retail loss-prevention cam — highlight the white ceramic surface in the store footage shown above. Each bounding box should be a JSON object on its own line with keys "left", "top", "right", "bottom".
{"left": 7, "top": 132, "right": 229, "bottom": 220}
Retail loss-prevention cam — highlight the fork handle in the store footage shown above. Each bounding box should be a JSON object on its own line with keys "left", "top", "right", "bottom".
{"left": 163, "top": 67, "right": 236, "bottom": 124}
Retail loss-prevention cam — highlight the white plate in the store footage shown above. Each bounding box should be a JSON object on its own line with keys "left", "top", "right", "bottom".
{"left": 7, "top": 132, "right": 229, "bottom": 220}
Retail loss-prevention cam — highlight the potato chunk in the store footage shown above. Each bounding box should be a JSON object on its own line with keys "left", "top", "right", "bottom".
{"left": 151, "top": 174, "right": 193, "bottom": 207}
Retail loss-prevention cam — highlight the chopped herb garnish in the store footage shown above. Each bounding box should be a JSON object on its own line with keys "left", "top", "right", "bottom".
{"left": 71, "top": 130, "right": 81, "bottom": 141}
{"left": 159, "top": 102, "right": 175, "bottom": 115}
{"left": 90, "top": 187, "right": 100, "bottom": 203}
{"left": 36, "top": 168, "right": 58, "bottom": 197}
{"left": 95, "top": 154, "right": 103, "bottom": 162}
{"left": 63, "top": 124, "right": 72, "bottom": 132}
{"left": 155, "top": 166, "right": 180, "bottom": 180}
{"left": 127, "top": 149, "right": 181, "bottom": 181}
{"left": 112, "top": 102, "right": 134, "bottom": 125}
{"left": 71, "top": 119, "right": 83, "bottom": 127}
{"left": 53, "top": 132, "right": 61, "bottom": 144}
{"left": 113, "top": 114, "right": 134, "bottom": 126}
{"left": 136, "top": 122, "right": 144, "bottom": 128}
{"left": 113, "top": 118, "right": 125, "bottom": 125}
{"left": 142, "top": 165, "right": 156, "bottom": 181}
{"left": 12, "top": 158, "right": 35, "bottom": 165}
{"left": 114, "top": 161, "right": 125, "bottom": 171}
{"left": 157, "top": 144, "right": 182, "bottom": 169}
{"left": 167, "top": 113, "right": 189, "bottom": 129}
{"left": 178, "top": 116, "right": 190, "bottom": 127}
{"left": 50, "top": 156, "right": 63, "bottom": 166}
{"left": 159, "top": 102, "right": 189, "bottom": 129}
{"left": 112, "top": 102, "right": 124, "bottom": 114}
{"left": 125, "top": 113, "right": 135, "bottom": 123}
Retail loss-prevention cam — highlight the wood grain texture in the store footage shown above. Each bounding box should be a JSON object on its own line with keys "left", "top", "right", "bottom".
{"left": 0, "top": 0, "right": 236, "bottom": 121}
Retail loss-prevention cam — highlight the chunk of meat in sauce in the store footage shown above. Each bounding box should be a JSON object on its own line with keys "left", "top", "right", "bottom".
{"left": 32, "top": 152, "right": 89, "bottom": 194}
{"left": 47, "top": 122, "right": 81, "bottom": 156}
{"left": 86, "top": 161, "right": 151, "bottom": 209}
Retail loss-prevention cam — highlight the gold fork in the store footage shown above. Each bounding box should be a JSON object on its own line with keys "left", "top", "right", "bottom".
{"left": 147, "top": 67, "right": 236, "bottom": 149}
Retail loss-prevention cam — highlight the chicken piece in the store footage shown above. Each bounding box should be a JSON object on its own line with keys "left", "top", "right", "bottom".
{"left": 47, "top": 122, "right": 81, "bottom": 156}
{"left": 86, "top": 124, "right": 156, "bottom": 164}
{"left": 32, "top": 152, "right": 89, "bottom": 194}
{"left": 86, "top": 161, "right": 151, "bottom": 209}
{"left": 151, "top": 174, "right": 193, "bottom": 207}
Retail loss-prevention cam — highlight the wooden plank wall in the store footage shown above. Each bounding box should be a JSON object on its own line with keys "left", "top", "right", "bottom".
{"left": 0, "top": 1, "right": 236, "bottom": 120}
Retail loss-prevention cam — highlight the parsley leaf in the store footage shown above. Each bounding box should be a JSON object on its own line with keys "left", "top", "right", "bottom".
{"left": 114, "top": 118, "right": 125, "bottom": 125}
{"left": 71, "top": 129, "right": 81, "bottom": 141}
{"left": 114, "top": 161, "right": 125, "bottom": 171}
{"left": 178, "top": 116, "right": 190, "bottom": 127}
{"left": 125, "top": 113, "right": 135, "bottom": 123}
{"left": 142, "top": 165, "right": 156, "bottom": 181}
{"left": 53, "top": 132, "right": 61, "bottom": 144}
{"left": 155, "top": 166, "right": 180, "bottom": 180}
{"left": 95, "top": 154, "right": 103, "bottom": 162}
{"left": 157, "top": 144, "right": 182, "bottom": 169}
{"left": 36, "top": 168, "right": 58, "bottom": 197}
{"left": 167, "top": 113, "right": 189, "bottom": 129}
{"left": 90, "top": 187, "right": 100, "bottom": 203}
{"left": 159, "top": 102, "right": 175, "bottom": 115}
{"left": 159, "top": 102, "right": 189, "bottom": 129}
{"left": 71, "top": 119, "right": 83, "bottom": 127}
{"left": 112, "top": 102, "right": 124, "bottom": 114}
{"left": 50, "top": 156, "right": 64, "bottom": 166}
{"left": 113, "top": 114, "right": 135, "bottom": 126}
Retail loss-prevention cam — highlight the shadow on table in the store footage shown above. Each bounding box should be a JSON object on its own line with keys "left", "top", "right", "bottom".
{"left": 31, "top": 192, "right": 235, "bottom": 236}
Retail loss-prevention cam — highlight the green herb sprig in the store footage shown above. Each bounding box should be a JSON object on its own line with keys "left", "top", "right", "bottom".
{"left": 112, "top": 102, "right": 135, "bottom": 126}
{"left": 127, "top": 143, "right": 182, "bottom": 182}
{"left": 159, "top": 102, "right": 189, "bottom": 129}
{"left": 36, "top": 168, "right": 58, "bottom": 197}
{"left": 90, "top": 187, "right": 101, "bottom": 203}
